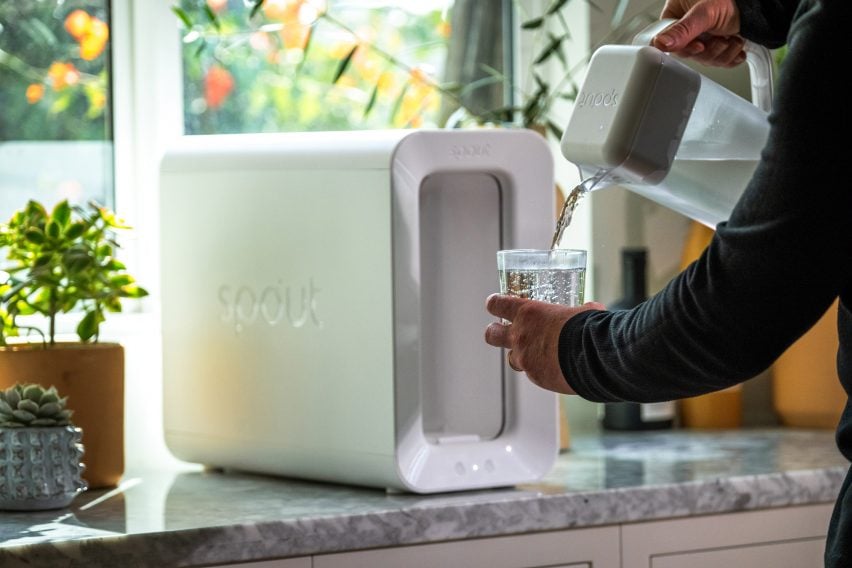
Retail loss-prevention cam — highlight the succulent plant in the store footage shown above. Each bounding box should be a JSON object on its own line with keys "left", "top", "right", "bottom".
{"left": 0, "top": 384, "right": 73, "bottom": 428}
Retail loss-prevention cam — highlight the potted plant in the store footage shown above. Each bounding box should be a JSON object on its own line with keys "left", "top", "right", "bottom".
{"left": 0, "top": 383, "right": 87, "bottom": 510}
{"left": 0, "top": 199, "right": 148, "bottom": 489}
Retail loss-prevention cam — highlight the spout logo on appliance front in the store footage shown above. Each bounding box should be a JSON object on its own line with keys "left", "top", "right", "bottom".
{"left": 218, "top": 278, "right": 322, "bottom": 334}
{"left": 577, "top": 89, "right": 619, "bottom": 108}
{"left": 450, "top": 143, "right": 491, "bottom": 160}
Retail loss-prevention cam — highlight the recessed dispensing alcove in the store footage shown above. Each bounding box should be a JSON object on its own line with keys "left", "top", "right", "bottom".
{"left": 418, "top": 171, "right": 505, "bottom": 444}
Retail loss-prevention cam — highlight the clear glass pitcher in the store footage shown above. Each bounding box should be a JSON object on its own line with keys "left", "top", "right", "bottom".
{"left": 560, "top": 19, "right": 773, "bottom": 227}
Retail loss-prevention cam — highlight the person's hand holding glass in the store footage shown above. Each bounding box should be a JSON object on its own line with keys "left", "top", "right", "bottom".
{"left": 485, "top": 249, "right": 604, "bottom": 394}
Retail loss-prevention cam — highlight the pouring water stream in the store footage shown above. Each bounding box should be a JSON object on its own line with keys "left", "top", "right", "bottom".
{"left": 550, "top": 171, "right": 610, "bottom": 250}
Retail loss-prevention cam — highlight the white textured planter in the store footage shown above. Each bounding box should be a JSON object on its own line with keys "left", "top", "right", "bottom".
{"left": 0, "top": 426, "right": 88, "bottom": 511}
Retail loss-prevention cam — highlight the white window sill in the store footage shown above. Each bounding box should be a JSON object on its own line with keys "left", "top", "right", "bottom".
{"left": 8, "top": 308, "right": 161, "bottom": 345}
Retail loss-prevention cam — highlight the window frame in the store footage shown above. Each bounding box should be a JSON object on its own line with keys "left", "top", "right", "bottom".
{"left": 40, "top": 0, "right": 183, "bottom": 339}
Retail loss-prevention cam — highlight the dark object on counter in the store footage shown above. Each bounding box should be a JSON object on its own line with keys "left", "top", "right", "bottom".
{"left": 601, "top": 248, "right": 675, "bottom": 431}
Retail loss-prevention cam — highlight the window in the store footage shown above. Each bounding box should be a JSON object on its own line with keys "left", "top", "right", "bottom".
{"left": 0, "top": 1, "right": 114, "bottom": 221}
{"left": 173, "top": 0, "right": 513, "bottom": 134}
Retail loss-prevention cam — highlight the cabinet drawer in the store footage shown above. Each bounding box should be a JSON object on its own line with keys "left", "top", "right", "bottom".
{"left": 314, "top": 525, "right": 620, "bottom": 568}
{"left": 622, "top": 503, "right": 833, "bottom": 568}
{"left": 652, "top": 537, "right": 825, "bottom": 567}
{"left": 211, "top": 559, "right": 311, "bottom": 568}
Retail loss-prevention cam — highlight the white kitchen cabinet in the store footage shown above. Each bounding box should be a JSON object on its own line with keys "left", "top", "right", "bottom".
{"left": 313, "top": 525, "right": 620, "bottom": 568}
{"left": 621, "top": 503, "right": 833, "bottom": 568}
{"left": 203, "top": 504, "right": 834, "bottom": 568}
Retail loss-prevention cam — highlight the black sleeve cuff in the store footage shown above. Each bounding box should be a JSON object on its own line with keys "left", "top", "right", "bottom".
{"left": 557, "top": 309, "right": 616, "bottom": 403}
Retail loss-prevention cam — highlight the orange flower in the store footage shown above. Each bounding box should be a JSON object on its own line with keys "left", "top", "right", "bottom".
{"left": 265, "top": 0, "right": 311, "bottom": 49}
{"left": 204, "top": 65, "right": 235, "bottom": 109}
{"left": 409, "top": 66, "right": 432, "bottom": 87}
{"left": 26, "top": 84, "right": 45, "bottom": 104}
{"left": 280, "top": 23, "right": 310, "bottom": 50}
{"left": 65, "top": 9, "right": 109, "bottom": 61}
{"left": 437, "top": 21, "right": 451, "bottom": 39}
{"left": 397, "top": 79, "right": 437, "bottom": 128}
{"left": 207, "top": 0, "right": 228, "bottom": 13}
{"left": 263, "top": 0, "right": 302, "bottom": 22}
{"left": 47, "top": 62, "right": 81, "bottom": 91}
{"left": 64, "top": 9, "right": 92, "bottom": 41}
{"left": 79, "top": 18, "right": 109, "bottom": 60}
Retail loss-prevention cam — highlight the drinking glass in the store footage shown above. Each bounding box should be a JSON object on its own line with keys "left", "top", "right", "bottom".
{"left": 497, "top": 249, "right": 587, "bottom": 307}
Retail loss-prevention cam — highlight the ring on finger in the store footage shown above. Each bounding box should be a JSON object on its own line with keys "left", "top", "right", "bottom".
{"left": 507, "top": 350, "right": 523, "bottom": 372}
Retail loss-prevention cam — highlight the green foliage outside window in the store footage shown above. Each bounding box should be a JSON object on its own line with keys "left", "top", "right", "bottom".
{"left": 0, "top": 1, "right": 111, "bottom": 141}
{"left": 175, "top": 0, "right": 456, "bottom": 134}
{"left": 174, "top": 0, "right": 645, "bottom": 142}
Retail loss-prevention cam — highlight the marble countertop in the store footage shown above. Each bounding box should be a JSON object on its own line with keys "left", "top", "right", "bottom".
{"left": 0, "top": 428, "right": 848, "bottom": 567}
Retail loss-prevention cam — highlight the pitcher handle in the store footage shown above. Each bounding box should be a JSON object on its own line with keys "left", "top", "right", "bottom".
{"left": 632, "top": 18, "right": 773, "bottom": 112}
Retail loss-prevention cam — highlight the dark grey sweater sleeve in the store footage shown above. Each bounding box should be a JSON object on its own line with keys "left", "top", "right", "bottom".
{"left": 559, "top": 0, "right": 852, "bottom": 403}
{"left": 735, "top": 0, "right": 801, "bottom": 47}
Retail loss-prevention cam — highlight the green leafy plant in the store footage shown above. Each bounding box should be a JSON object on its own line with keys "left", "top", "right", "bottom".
{"left": 0, "top": 383, "right": 73, "bottom": 428}
{"left": 0, "top": 200, "right": 148, "bottom": 346}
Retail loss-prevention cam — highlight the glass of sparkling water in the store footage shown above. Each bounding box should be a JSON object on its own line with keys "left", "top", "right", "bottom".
{"left": 497, "top": 249, "right": 587, "bottom": 307}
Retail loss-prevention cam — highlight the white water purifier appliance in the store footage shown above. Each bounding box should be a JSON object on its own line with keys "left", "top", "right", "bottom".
{"left": 159, "top": 129, "right": 559, "bottom": 493}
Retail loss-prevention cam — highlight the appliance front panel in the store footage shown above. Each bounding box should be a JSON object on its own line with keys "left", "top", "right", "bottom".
{"left": 161, "top": 167, "right": 396, "bottom": 473}
{"left": 391, "top": 129, "right": 559, "bottom": 493}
